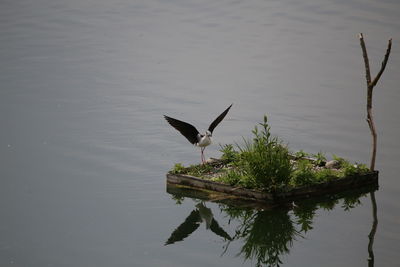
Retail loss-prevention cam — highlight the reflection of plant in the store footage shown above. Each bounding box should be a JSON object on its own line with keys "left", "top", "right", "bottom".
{"left": 342, "top": 195, "right": 362, "bottom": 211}
{"left": 218, "top": 191, "right": 370, "bottom": 267}
{"left": 167, "top": 184, "right": 373, "bottom": 267}
{"left": 238, "top": 209, "right": 298, "bottom": 267}
{"left": 220, "top": 205, "right": 299, "bottom": 267}
{"left": 171, "top": 194, "right": 185, "bottom": 205}
{"left": 318, "top": 199, "right": 339, "bottom": 210}
{"left": 293, "top": 204, "right": 317, "bottom": 233}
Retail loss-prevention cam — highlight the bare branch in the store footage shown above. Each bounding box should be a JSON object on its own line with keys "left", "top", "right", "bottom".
{"left": 359, "top": 33, "right": 372, "bottom": 85}
{"left": 371, "top": 38, "right": 392, "bottom": 87}
{"left": 366, "top": 110, "right": 377, "bottom": 171}
{"left": 359, "top": 33, "right": 392, "bottom": 171}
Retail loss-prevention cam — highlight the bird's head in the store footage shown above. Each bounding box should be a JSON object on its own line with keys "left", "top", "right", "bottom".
{"left": 205, "top": 130, "right": 212, "bottom": 137}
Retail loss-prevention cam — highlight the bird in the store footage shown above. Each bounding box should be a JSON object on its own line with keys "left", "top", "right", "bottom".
{"left": 164, "top": 104, "right": 232, "bottom": 163}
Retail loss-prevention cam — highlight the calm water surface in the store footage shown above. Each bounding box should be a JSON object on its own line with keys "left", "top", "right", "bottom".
{"left": 1, "top": 0, "right": 399, "bottom": 266}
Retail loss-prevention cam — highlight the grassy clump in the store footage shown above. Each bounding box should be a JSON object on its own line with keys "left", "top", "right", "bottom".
{"left": 314, "top": 168, "right": 337, "bottom": 181}
{"left": 290, "top": 159, "right": 338, "bottom": 186}
{"left": 290, "top": 160, "right": 316, "bottom": 186}
{"left": 235, "top": 116, "right": 292, "bottom": 190}
{"left": 170, "top": 162, "right": 221, "bottom": 178}
{"left": 171, "top": 163, "right": 186, "bottom": 174}
{"left": 313, "top": 151, "right": 327, "bottom": 166}
{"left": 171, "top": 116, "right": 371, "bottom": 192}
{"left": 220, "top": 144, "right": 239, "bottom": 162}
{"left": 331, "top": 155, "right": 370, "bottom": 177}
{"left": 214, "top": 116, "right": 292, "bottom": 191}
{"left": 217, "top": 169, "right": 244, "bottom": 186}
{"left": 294, "top": 150, "right": 309, "bottom": 159}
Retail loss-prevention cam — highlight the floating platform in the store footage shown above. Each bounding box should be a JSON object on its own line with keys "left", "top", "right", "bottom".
{"left": 166, "top": 170, "right": 379, "bottom": 204}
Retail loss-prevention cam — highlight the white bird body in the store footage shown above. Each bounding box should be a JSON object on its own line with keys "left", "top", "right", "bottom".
{"left": 196, "top": 131, "right": 212, "bottom": 147}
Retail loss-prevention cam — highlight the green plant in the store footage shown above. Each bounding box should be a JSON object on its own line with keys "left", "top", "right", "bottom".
{"left": 314, "top": 168, "right": 337, "bottom": 182}
{"left": 342, "top": 163, "right": 369, "bottom": 177}
{"left": 216, "top": 169, "right": 243, "bottom": 186}
{"left": 331, "top": 155, "right": 369, "bottom": 177}
{"left": 356, "top": 163, "right": 370, "bottom": 173}
{"left": 220, "top": 144, "right": 239, "bottom": 163}
{"left": 171, "top": 163, "right": 186, "bottom": 174}
{"left": 332, "top": 154, "right": 355, "bottom": 169}
{"left": 342, "top": 163, "right": 359, "bottom": 176}
{"left": 170, "top": 121, "right": 371, "bottom": 193}
{"left": 294, "top": 150, "right": 309, "bottom": 159}
{"left": 313, "top": 151, "right": 327, "bottom": 166}
{"left": 235, "top": 115, "right": 292, "bottom": 191}
{"left": 291, "top": 160, "right": 316, "bottom": 186}
{"left": 186, "top": 163, "right": 214, "bottom": 177}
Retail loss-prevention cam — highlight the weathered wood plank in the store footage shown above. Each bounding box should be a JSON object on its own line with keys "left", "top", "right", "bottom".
{"left": 166, "top": 171, "right": 379, "bottom": 203}
{"left": 167, "top": 173, "right": 274, "bottom": 200}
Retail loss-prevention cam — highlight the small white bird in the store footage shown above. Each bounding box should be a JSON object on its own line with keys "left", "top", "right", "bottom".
{"left": 164, "top": 104, "right": 233, "bottom": 163}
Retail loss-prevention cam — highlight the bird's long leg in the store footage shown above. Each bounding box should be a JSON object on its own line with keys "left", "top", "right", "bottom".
{"left": 201, "top": 147, "right": 205, "bottom": 164}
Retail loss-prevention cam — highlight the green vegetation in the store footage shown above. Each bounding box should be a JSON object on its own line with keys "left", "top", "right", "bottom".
{"left": 313, "top": 151, "right": 327, "bottom": 166}
{"left": 235, "top": 116, "right": 292, "bottom": 190}
{"left": 294, "top": 150, "right": 309, "bottom": 159}
{"left": 171, "top": 163, "right": 186, "bottom": 174}
{"left": 291, "top": 160, "right": 317, "bottom": 186}
{"left": 170, "top": 115, "right": 371, "bottom": 192}
{"left": 219, "top": 144, "right": 239, "bottom": 162}
{"left": 171, "top": 162, "right": 216, "bottom": 177}
{"left": 217, "top": 169, "right": 244, "bottom": 186}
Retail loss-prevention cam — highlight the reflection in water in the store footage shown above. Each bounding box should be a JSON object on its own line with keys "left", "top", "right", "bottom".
{"left": 220, "top": 206, "right": 298, "bottom": 266}
{"left": 368, "top": 192, "right": 378, "bottom": 267}
{"left": 165, "top": 202, "right": 232, "bottom": 245}
{"left": 166, "top": 186, "right": 378, "bottom": 266}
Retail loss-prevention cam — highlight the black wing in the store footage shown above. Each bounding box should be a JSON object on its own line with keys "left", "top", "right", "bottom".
{"left": 164, "top": 115, "right": 199, "bottom": 144}
{"left": 208, "top": 104, "right": 233, "bottom": 134}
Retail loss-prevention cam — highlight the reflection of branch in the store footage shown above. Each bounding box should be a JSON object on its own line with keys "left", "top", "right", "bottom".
{"left": 368, "top": 192, "right": 378, "bottom": 267}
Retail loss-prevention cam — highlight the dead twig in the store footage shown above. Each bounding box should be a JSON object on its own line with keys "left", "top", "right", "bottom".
{"left": 359, "top": 33, "right": 392, "bottom": 171}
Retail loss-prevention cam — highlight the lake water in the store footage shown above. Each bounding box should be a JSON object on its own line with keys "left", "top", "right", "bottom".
{"left": 1, "top": 0, "right": 399, "bottom": 266}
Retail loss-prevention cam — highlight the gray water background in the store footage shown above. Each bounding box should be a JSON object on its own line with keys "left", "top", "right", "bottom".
{"left": 1, "top": 0, "right": 400, "bottom": 266}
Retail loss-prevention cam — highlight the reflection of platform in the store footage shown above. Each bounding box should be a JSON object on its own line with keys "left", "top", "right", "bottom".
{"left": 167, "top": 183, "right": 280, "bottom": 209}
{"left": 166, "top": 184, "right": 379, "bottom": 266}
{"left": 166, "top": 170, "right": 379, "bottom": 205}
